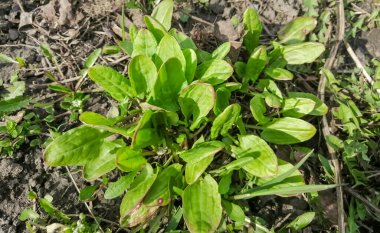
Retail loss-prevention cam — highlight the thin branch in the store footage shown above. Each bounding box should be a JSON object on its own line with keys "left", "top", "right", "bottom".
{"left": 317, "top": 0, "right": 346, "bottom": 232}
{"left": 65, "top": 166, "right": 105, "bottom": 233}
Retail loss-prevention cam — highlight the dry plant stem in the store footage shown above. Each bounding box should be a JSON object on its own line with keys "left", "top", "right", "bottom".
{"left": 317, "top": 0, "right": 346, "bottom": 232}
{"left": 344, "top": 187, "right": 380, "bottom": 215}
{"left": 343, "top": 40, "right": 380, "bottom": 94}
{"left": 64, "top": 166, "right": 105, "bottom": 233}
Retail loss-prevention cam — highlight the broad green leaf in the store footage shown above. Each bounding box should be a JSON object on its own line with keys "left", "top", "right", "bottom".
{"left": 283, "top": 42, "right": 325, "bottom": 64}
{"left": 180, "top": 141, "right": 225, "bottom": 163}
{"left": 80, "top": 112, "right": 115, "bottom": 126}
{"left": 243, "top": 8, "right": 262, "bottom": 54}
{"left": 0, "top": 96, "right": 29, "bottom": 113}
{"left": 183, "top": 48, "right": 197, "bottom": 83}
{"left": 44, "top": 126, "right": 110, "bottom": 166}
{"left": 250, "top": 95, "right": 270, "bottom": 124}
{"left": 185, "top": 156, "right": 214, "bottom": 184}
{"left": 144, "top": 163, "right": 183, "bottom": 205}
{"left": 183, "top": 175, "right": 222, "bottom": 233}
{"left": 19, "top": 208, "right": 40, "bottom": 221}
{"left": 286, "top": 212, "right": 315, "bottom": 230}
{"left": 116, "top": 147, "right": 147, "bottom": 172}
{"left": 288, "top": 92, "right": 328, "bottom": 116}
{"left": 155, "top": 34, "right": 186, "bottom": 72}
{"left": 214, "top": 87, "right": 231, "bottom": 115}
{"left": 151, "top": 0, "right": 173, "bottom": 31}
{"left": 84, "top": 48, "right": 101, "bottom": 69}
{"left": 169, "top": 28, "right": 197, "bottom": 50}
{"left": 246, "top": 46, "right": 267, "bottom": 83}
{"left": 83, "top": 140, "right": 122, "bottom": 180}
{"left": 211, "top": 104, "right": 241, "bottom": 139}
{"left": 218, "top": 172, "right": 232, "bottom": 194}
{"left": 132, "top": 29, "right": 158, "bottom": 58}
{"left": 282, "top": 97, "right": 317, "bottom": 118}
{"left": 211, "top": 42, "right": 231, "bottom": 59}
{"left": 118, "top": 40, "right": 133, "bottom": 55}
{"left": 265, "top": 68, "right": 294, "bottom": 81}
{"left": 234, "top": 61, "right": 246, "bottom": 78}
{"left": 120, "top": 164, "right": 157, "bottom": 219}
{"left": 234, "top": 184, "right": 336, "bottom": 199}
{"left": 261, "top": 117, "right": 316, "bottom": 144}
{"left": 257, "top": 79, "right": 283, "bottom": 107}
{"left": 278, "top": 17, "right": 317, "bottom": 44}
{"left": 132, "top": 110, "right": 164, "bottom": 149}
{"left": 197, "top": 49, "right": 212, "bottom": 63}
{"left": 129, "top": 24, "right": 138, "bottom": 43}
{"left": 150, "top": 58, "right": 187, "bottom": 111}
{"left": 0, "top": 53, "right": 17, "bottom": 63}
{"left": 195, "top": 59, "right": 233, "bottom": 85}
{"left": 104, "top": 172, "right": 137, "bottom": 199}
{"left": 179, "top": 82, "right": 215, "bottom": 131}
{"left": 88, "top": 66, "right": 133, "bottom": 102}
{"left": 221, "top": 200, "right": 246, "bottom": 222}
{"left": 79, "top": 112, "right": 131, "bottom": 138}
{"left": 129, "top": 55, "right": 157, "bottom": 98}
{"left": 144, "top": 16, "right": 168, "bottom": 42}
{"left": 231, "top": 135, "right": 278, "bottom": 178}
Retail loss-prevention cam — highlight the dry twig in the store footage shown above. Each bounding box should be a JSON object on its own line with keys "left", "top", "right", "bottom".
{"left": 317, "top": 0, "right": 346, "bottom": 232}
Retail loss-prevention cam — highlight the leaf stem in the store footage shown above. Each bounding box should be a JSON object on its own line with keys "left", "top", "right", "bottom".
{"left": 244, "top": 124, "right": 263, "bottom": 130}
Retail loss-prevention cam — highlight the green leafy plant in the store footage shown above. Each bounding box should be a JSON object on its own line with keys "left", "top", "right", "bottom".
{"left": 43, "top": 1, "right": 333, "bottom": 231}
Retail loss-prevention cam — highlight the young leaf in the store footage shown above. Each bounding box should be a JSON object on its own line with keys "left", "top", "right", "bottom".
{"left": 120, "top": 164, "right": 157, "bottom": 220}
{"left": 150, "top": 58, "right": 187, "bottom": 111}
{"left": 88, "top": 66, "right": 133, "bottom": 102}
{"left": 132, "top": 29, "right": 158, "bottom": 58}
{"left": 288, "top": 92, "right": 328, "bottom": 116}
{"left": 183, "top": 175, "right": 222, "bottom": 233}
{"left": 195, "top": 59, "right": 233, "bottom": 85}
{"left": 79, "top": 185, "right": 98, "bottom": 201}
{"left": 180, "top": 141, "right": 225, "bottom": 164}
{"left": 84, "top": 48, "right": 102, "bottom": 69}
{"left": 151, "top": 0, "right": 174, "bottom": 31}
{"left": 155, "top": 34, "right": 186, "bottom": 72}
{"left": 83, "top": 140, "right": 122, "bottom": 180}
{"left": 243, "top": 8, "right": 262, "bottom": 54}
{"left": 278, "top": 17, "right": 317, "bottom": 44}
{"left": 283, "top": 42, "right": 325, "bottom": 64}
{"left": 44, "top": 126, "right": 110, "bottom": 166}
{"left": 218, "top": 172, "right": 232, "bottom": 194}
{"left": 118, "top": 40, "right": 133, "bottom": 56}
{"left": 211, "top": 42, "right": 231, "bottom": 60}
{"left": 286, "top": 212, "right": 315, "bottom": 230}
{"left": 144, "top": 15, "right": 168, "bottom": 42}
{"left": 250, "top": 94, "right": 270, "bottom": 124}
{"left": 261, "top": 117, "right": 317, "bottom": 144}
{"left": 179, "top": 82, "right": 215, "bottom": 131}
{"left": 104, "top": 172, "right": 138, "bottom": 199}
{"left": 231, "top": 135, "right": 278, "bottom": 178}
{"left": 129, "top": 55, "right": 157, "bottom": 98}
{"left": 19, "top": 209, "right": 40, "bottom": 221}
{"left": 221, "top": 200, "right": 246, "bottom": 222}
{"left": 214, "top": 87, "right": 231, "bottom": 115}
{"left": 246, "top": 46, "right": 267, "bottom": 83}
{"left": 182, "top": 48, "right": 197, "bottom": 83}
{"left": 265, "top": 68, "right": 294, "bottom": 81}
{"left": 211, "top": 104, "right": 241, "bottom": 139}
{"left": 282, "top": 97, "right": 317, "bottom": 118}
{"left": 169, "top": 28, "right": 198, "bottom": 50}
{"left": 185, "top": 156, "right": 214, "bottom": 185}
{"left": 116, "top": 147, "right": 147, "bottom": 172}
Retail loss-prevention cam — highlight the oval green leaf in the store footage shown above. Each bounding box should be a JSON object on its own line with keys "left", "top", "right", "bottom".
{"left": 283, "top": 42, "right": 325, "bottom": 65}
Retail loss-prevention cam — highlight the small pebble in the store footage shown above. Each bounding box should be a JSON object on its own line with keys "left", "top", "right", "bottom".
{"left": 8, "top": 28, "right": 19, "bottom": 40}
